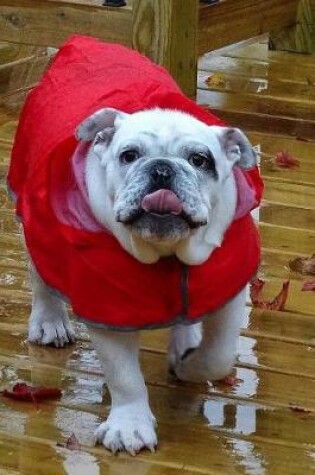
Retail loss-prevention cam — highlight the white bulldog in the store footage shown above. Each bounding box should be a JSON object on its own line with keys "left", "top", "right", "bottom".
{"left": 27, "top": 107, "right": 258, "bottom": 454}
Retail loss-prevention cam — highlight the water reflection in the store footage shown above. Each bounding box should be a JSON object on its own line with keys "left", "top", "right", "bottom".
{"left": 203, "top": 397, "right": 267, "bottom": 436}
{"left": 0, "top": 342, "right": 106, "bottom": 474}
{"left": 238, "top": 335, "right": 259, "bottom": 367}
{"left": 227, "top": 438, "right": 267, "bottom": 475}
{"left": 203, "top": 397, "right": 268, "bottom": 474}
{"left": 58, "top": 448, "right": 157, "bottom": 475}
{"left": 57, "top": 448, "right": 100, "bottom": 475}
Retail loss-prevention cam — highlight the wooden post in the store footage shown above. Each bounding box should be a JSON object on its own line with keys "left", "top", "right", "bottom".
{"left": 269, "top": 0, "right": 315, "bottom": 53}
{"left": 132, "top": 0, "right": 198, "bottom": 98}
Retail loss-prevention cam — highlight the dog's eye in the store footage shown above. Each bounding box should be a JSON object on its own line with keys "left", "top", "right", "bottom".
{"left": 119, "top": 149, "right": 140, "bottom": 164}
{"left": 188, "top": 152, "right": 210, "bottom": 169}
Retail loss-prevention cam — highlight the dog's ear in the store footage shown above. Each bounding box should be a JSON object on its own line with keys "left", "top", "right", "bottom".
{"left": 75, "top": 107, "right": 128, "bottom": 142}
{"left": 214, "top": 127, "right": 257, "bottom": 170}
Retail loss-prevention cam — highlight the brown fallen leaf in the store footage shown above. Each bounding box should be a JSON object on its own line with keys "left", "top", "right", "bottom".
{"left": 274, "top": 150, "right": 300, "bottom": 169}
{"left": 296, "top": 136, "right": 312, "bottom": 142}
{"left": 289, "top": 255, "right": 315, "bottom": 275}
{"left": 207, "top": 375, "right": 243, "bottom": 391}
{"left": 205, "top": 72, "right": 226, "bottom": 88}
{"left": 57, "top": 433, "right": 81, "bottom": 451}
{"left": 289, "top": 404, "right": 312, "bottom": 414}
{"left": 250, "top": 277, "right": 290, "bottom": 311}
{"left": 301, "top": 279, "right": 315, "bottom": 292}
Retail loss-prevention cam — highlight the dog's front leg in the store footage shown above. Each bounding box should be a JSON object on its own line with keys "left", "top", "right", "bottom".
{"left": 28, "top": 262, "right": 75, "bottom": 347}
{"left": 171, "top": 287, "right": 246, "bottom": 383}
{"left": 88, "top": 327, "right": 157, "bottom": 455}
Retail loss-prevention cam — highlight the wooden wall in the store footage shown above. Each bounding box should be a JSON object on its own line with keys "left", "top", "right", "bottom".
{"left": 0, "top": 0, "right": 304, "bottom": 96}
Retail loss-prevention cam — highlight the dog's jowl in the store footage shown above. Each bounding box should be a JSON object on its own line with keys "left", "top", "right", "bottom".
{"left": 7, "top": 36, "right": 263, "bottom": 454}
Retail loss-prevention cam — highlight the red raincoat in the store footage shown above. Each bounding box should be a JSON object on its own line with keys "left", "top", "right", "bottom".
{"left": 8, "top": 36, "right": 263, "bottom": 330}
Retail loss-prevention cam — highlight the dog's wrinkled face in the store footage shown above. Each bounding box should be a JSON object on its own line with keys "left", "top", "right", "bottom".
{"left": 78, "top": 108, "right": 256, "bottom": 263}
{"left": 110, "top": 114, "right": 221, "bottom": 244}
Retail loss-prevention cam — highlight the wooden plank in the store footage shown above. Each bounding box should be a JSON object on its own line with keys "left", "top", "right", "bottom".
{"left": 0, "top": 300, "right": 315, "bottom": 350}
{"left": 1, "top": 311, "right": 314, "bottom": 384}
{"left": 140, "top": 325, "right": 315, "bottom": 374}
{"left": 261, "top": 247, "right": 312, "bottom": 280}
{"left": 202, "top": 106, "right": 315, "bottom": 139}
{"left": 0, "top": 53, "right": 52, "bottom": 112}
{"left": 237, "top": 335, "right": 315, "bottom": 377}
{"left": 1, "top": 401, "right": 313, "bottom": 475}
{"left": 197, "top": 30, "right": 315, "bottom": 137}
{"left": 0, "top": 433, "right": 207, "bottom": 475}
{"left": 1, "top": 343, "right": 314, "bottom": 410}
{"left": 260, "top": 222, "right": 315, "bottom": 255}
{"left": 260, "top": 202, "right": 315, "bottom": 230}
{"left": 0, "top": 120, "right": 16, "bottom": 149}
{"left": 0, "top": 265, "right": 28, "bottom": 291}
{"left": 0, "top": 42, "right": 20, "bottom": 64}
{"left": 246, "top": 306, "right": 315, "bottom": 345}
{"left": 0, "top": 108, "right": 16, "bottom": 127}
{"left": 248, "top": 130, "right": 315, "bottom": 153}
{"left": 1, "top": 376, "right": 312, "bottom": 462}
{"left": 197, "top": 89, "right": 315, "bottom": 123}
{"left": 0, "top": 413, "right": 314, "bottom": 475}
{"left": 0, "top": 323, "right": 314, "bottom": 416}
{"left": 142, "top": 330, "right": 315, "bottom": 378}
{"left": 0, "top": 210, "right": 19, "bottom": 233}
{"left": 199, "top": 54, "right": 270, "bottom": 78}
{"left": 199, "top": 102, "right": 315, "bottom": 141}
{"left": 0, "top": 42, "right": 42, "bottom": 67}
{"left": 198, "top": 0, "right": 299, "bottom": 56}
{"left": 145, "top": 357, "right": 315, "bottom": 410}
{"left": 201, "top": 43, "right": 315, "bottom": 70}
{"left": 248, "top": 275, "right": 315, "bottom": 317}
{"left": 198, "top": 70, "right": 315, "bottom": 100}
{"left": 270, "top": 0, "right": 315, "bottom": 53}
{"left": 132, "top": 0, "right": 198, "bottom": 97}
{"left": 0, "top": 0, "right": 132, "bottom": 47}
{"left": 224, "top": 40, "right": 315, "bottom": 64}
{"left": 263, "top": 181, "right": 315, "bottom": 208}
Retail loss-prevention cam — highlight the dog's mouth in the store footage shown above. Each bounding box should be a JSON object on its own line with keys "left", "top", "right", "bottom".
{"left": 119, "top": 189, "right": 206, "bottom": 229}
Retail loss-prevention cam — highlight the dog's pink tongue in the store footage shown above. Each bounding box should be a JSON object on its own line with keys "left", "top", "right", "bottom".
{"left": 142, "top": 189, "right": 182, "bottom": 215}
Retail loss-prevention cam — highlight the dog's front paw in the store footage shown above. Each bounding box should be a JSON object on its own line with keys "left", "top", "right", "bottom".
{"left": 95, "top": 403, "right": 157, "bottom": 455}
{"left": 174, "top": 348, "right": 234, "bottom": 383}
{"left": 168, "top": 323, "right": 202, "bottom": 371}
{"left": 28, "top": 311, "right": 76, "bottom": 347}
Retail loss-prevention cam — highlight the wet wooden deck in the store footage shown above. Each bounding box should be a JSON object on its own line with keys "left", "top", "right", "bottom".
{"left": 0, "top": 38, "right": 314, "bottom": 474}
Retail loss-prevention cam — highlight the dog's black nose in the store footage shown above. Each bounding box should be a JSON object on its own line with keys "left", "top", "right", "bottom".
{"left": 150, "top": 161, "right": 175, "bottom": 187}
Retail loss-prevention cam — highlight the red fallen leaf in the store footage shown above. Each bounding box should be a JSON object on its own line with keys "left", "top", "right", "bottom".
{"left": 290, "top": 255, "right": 315, "bottom": 275}
{"left": 57, "top": 433, "right": 81, "bottom": 451}
{"left": 274, "top": 150, "right": 300, "bottom": 169}
{"left": 217, "top": 375, "right": 243, "bottom": 386}
{"left": 249, "top": 277, "right": 265, "bottom": 302}
{"left": 1, "top": 382, "right": 62, "bottom": 407}
{"left": 302, "top": 279, "right": 315, "bottom": 292}
{"left": 250, "top": 278, "right": 290, "bottom": 311}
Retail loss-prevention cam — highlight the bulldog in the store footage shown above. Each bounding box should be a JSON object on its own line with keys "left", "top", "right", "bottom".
{"left": 8, "top": 36, "right": 262, "bottom": 455}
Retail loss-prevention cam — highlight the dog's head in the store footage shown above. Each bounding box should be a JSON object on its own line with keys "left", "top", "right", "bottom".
{"left": 77, "top": 108, "right": 256, "bottom": 264}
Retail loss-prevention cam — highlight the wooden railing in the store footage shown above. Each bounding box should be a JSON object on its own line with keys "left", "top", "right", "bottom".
{"left": 0, "top": 0, "right": 307, "bottom": 96}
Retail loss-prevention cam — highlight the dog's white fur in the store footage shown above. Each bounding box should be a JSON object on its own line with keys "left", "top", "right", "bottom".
{"left": 27, "top": 108, "right": 256, "bottom": 454}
